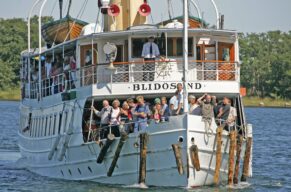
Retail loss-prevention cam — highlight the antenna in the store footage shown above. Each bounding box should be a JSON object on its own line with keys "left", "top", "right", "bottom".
{"left": 167, "top": 0, "right": 172, "bottom": 20}
{"left": 59, "top": 0, "right": 63, "bottom": 19}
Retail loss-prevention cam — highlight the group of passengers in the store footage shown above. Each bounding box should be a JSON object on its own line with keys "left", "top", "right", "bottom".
{"left": 30, "top": 54, "right": 77, "bottom": 97}
{"left": 87, "top": 83, "right": 237, "bottom": 140}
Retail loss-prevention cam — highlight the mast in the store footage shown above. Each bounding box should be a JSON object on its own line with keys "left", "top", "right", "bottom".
{"left": 59, "top": 0, "right": 63, "bottom": 19}
{"left": 183, "top": 0, "right": 189, "bottom": 113}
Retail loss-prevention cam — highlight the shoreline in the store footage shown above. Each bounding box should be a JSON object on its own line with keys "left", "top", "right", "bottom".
{"left": 1, "top": 90, "right": 291, "bottom": 108}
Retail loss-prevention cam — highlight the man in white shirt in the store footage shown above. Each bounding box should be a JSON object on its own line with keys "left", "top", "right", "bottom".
{"left": 141, "top": 36, "right": 160, "bottom": 81}
{"left": 45, "top": 56, "right": 52, "bottom": 78}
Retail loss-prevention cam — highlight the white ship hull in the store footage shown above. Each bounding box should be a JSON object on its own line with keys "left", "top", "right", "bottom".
{"left": 19, "top": 106, "right": 242, "bottom": 187}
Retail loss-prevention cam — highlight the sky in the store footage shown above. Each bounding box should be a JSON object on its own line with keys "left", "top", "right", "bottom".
{"left": 0, "top": 0, "right": 290, "bottom": 33}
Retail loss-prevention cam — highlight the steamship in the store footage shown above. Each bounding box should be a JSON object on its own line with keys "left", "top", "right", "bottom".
{"left": 19, "top": 0, "right": 253, "bottom": 188}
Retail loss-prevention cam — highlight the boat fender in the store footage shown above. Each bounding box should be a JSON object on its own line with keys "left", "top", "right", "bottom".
{"left": 107, "top": 132, "right": 128, "bottom": 177}
{"left": 228, "top": 130, "right": 237, "bottom": 185}
{"left": 214, "top": 126, "right": 223, "bottom": 185}
{"left": 172, "top": 143, "right": 184, "bottom": 175}
{"left": 190, "top": 145, "right": 200, "bottom": 171}
{"left": 96, "top": 133, "right": 115, "bottom": 164}
{"left": 139, "top": 133, "right": 149, "bottom": 184}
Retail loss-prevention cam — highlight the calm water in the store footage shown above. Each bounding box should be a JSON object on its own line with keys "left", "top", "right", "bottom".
{"left": 0, "top": 101, "right": 290, "bottom": 192}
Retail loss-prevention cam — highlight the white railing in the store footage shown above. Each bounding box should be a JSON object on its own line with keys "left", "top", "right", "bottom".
{"left": 80, "top": 60, "right": 238, "bottom": 85}
{"left": 23, "top": 60, "right": 238, "bottom": 99}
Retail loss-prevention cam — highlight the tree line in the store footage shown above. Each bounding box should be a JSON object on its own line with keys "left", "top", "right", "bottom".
{"left": 0, "top": 17, "right": 290, "bottom": 99}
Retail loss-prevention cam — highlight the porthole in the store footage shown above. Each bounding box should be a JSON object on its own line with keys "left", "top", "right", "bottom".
{"left": 68, "top": 169, "right": 72, "bottom": 175}
{"left": 88, "top": 166, "right": 92, "bottom": 173}
{"left": 61, "top": 170, "right": 64, "bottom": 176}
{"left": 178, "top": 136, "right": 184, "bottom": 143}
{"left": 78, "top": 168, "right": 82, "bottom": 175}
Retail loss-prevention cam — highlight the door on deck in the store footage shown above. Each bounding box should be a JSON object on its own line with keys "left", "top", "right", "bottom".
{"left": 80, "top": 44, "right": 98, "bottom": 85}
{"left": 218, "top": 43, "right": 235, "bottom": 80}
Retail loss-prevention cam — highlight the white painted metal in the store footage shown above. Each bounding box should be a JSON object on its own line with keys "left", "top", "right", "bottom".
{"left": 183, "top": 0, "right": 189, "bottom": 113}
{"left": 210, "top": 0, "right": 219, "bottom": 29}
{"left": 19, "top": 111, "right": 237, "bottom": 187}
{"left": 190, "top": 0, "right": 202, "bottom": 19}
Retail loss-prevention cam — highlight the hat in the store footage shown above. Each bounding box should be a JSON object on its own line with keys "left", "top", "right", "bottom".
{"left": 148, "top": 35, "right": 155, "bottom": 39}
{"left": 188, "top": 95, "right": 196, "bottom": 99}
{"left": 154, "top": 98, "right": 161, "bottom": 104}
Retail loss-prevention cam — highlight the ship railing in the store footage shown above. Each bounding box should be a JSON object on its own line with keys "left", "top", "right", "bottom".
{"left": 79, "top": 60, "right": 239, "bottom": 86}
{"left": 23, "top": 60, "right": 238, "bottom": 99}
{"left": 24, "top": 70, "right": 76, "bottom": 99}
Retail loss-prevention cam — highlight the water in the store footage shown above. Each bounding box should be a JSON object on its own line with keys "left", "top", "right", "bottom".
{"left": 0, "top": 101, "right": 290, "bottom": 192}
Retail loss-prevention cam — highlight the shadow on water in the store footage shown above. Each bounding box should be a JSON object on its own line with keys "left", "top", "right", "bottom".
{"left": 0, "top": 101, "right": 290, "bottom": 191}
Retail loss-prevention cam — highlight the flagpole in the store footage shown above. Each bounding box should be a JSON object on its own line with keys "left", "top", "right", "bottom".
{"left": 183, "top": 0, "right": 189, "bottom": 113}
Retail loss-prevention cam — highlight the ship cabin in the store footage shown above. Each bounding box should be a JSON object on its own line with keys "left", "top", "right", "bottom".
{"left": 20, "top": 0, "right": 245, "bottom": 142}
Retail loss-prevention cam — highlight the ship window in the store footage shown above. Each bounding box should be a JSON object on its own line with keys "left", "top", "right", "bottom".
{"left": 68, "top": 169, "right": 72, "bottom": 176}
{"left": 88, "top": 166, "right": 92, "bottom": 173}
{"left": 44, "top": 117, "right": 49, "bottom": 136}
{"left": 80, "top": 44, "right": 98, "bottom": 67}
{"left": 167, "top": 37, "right": 193, "bottom": 57}
{"left": 78, "top": 168, "right": 82, "bottom": 175}
{"left": 58, "top": 113, "right": 63, "bottom": 134}
{"left": 53, "top": 114, "right": 57, "bottom": 135}
{"left": 131, "top": 38, "right": 146, "bottom": 58}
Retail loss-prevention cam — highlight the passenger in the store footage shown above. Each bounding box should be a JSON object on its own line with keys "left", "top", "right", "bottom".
{"left": 161, "top": 97, "right": 170, "bottom": 121}
{"left": 176, "top": 83, "right": 184, "bottom": 115}
{"left": 217, "top": 97, "right": 237, "bottom": 131}
{"left": 169, "top": 91, "right": 179, "bottom": 115}
{"left": 197, "top": 93, "right": 217, "bottom": 135}
{"left": 133, "top": 96, "right": 150, "bottom": 133}
{"left": 62, "top": 71, "right": 70, "bottom": 92}
{"left": 85, "top": 50, "right": 92, "bottom": 65}
{"left": 188, "top": 95, "right": 201, "bottom": 115}
{"left": 127, "top": 98, "right": 136, "bottom": 117}
{"left": 141, "top": 36, "right": 160, "bottom": 81}
{"left": 91, "top": 100, "right": 113, "bottom": 138}
{"left": 63, "top": 56, "right": 70, "bottom": 71}
{"left": 70, "top": 55, "right": 77, "bottom": 85}
{"left": 119, "top": 101, "right": 133, "bottom": 133}
{"left": 45, "top": 56, "right": 52, "bottom": 78}
{"left": 108, "top": 99, "right": 121, "bottom": 137}
{"left": 153, "top": 98, "right": 162, "bottom": 123}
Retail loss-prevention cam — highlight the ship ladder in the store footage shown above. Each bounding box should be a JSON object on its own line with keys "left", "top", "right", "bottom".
{"left": 58, "top": 102, "right": 77, "bottom": 161}
{"left": 48, "top": 102, "right": 67, "bottom": 160}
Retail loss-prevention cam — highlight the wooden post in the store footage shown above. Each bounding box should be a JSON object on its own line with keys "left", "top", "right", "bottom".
{"left": 96, "top": 133, "right": 115, "bottom": 164}
{"left": 233, "top": 135, "right": 243, "bottom": 184}
{"left": 107, "top": 132, "right": 128, "bottom": 176}
{"left": 172, "top": 144, "right": 184, "bottom": 175}
{"left": 241, "top": 124, "right": 253, "bottom": 182}
{"left": 241, "top": 137, "right": 253, "bottom": 181}
{"left": 190, "top": 145, "right": 200, "bottom": 171}
{"left": 228, "top": 130, "right": 237, "bottom": 185}
{"left": 214, "top": 126, "right": 223, "bottom": 185}
{"left": 139, "top": 133, "right": 148, "bottom": 184}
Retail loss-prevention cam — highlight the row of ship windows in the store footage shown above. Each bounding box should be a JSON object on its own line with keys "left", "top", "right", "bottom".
{"left": 21, "top": 111, "right": 71, "bottom": 138}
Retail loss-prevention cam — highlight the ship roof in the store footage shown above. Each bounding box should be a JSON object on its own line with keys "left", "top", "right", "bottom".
{"left": 22, "top": 27, "right": 238, "bottom": 57}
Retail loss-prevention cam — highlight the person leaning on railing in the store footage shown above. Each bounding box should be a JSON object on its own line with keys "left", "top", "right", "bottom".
{"left": 216, "top": 97, "right": 237, "bottom": 131}
{"left": 197, "top": 93, "right": 217, "bottom": 135}
{"left": 133, "top": 96, "right": 151, "bottom": 133}
{"left": 91, "top": 100, "right": 113, "bottom": 138}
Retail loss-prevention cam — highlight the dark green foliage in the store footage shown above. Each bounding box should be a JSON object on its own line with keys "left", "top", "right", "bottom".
{"left": 0, "top": 16, "right": 290, "bottom": 98}
{"left": 0, "top": 16, "right": 53, "bottom": 89}
{"left": 239, "top": 31, "right": 291, "bottom": 99}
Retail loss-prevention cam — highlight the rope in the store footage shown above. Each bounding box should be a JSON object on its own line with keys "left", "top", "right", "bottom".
{"left": 63, "top": 0, "right": 88, "bottom": 42}
{"left": 50, "top": 0, "right": 58, "bottom": 16}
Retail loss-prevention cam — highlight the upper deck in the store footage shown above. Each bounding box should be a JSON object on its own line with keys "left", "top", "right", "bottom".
{"left": 20, "top": 27, "right": 240, "bottom": 106}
